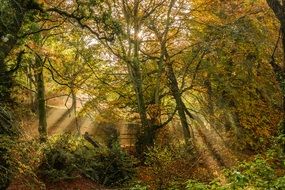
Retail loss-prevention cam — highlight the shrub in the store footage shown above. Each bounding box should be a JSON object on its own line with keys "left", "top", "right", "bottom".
{"left": 185, "top": 180, "right": 209, "bottom": 190}
{"left": 226, "top": 156, "right": 275, "bottom": 189}
{"left": 185, "top": 179, "right": 228, "bottom": 190}
{"left": 183, "top": 155, "right": 285, "bottom": 190}
{"left": 39, "top": 134, "right": 136, "bottom": 186}
{"left": 77, "top": 143, "right": 137, "bottom": 186}
{"left": 144, "top": 145, "right": 195, "bottom": 189}
{"left": 130, "top": 183, "right": 149, "bottom": 190}
{"left": 39, "top": 134, "right": 79, "bottom": 182}
{"left": 0, "top": 135, "right": 15, "bottom": 189}
{"left": 273, "top": 176, "right": 285, "bottom": 189}
{"left": 0, "top": 106, "right": 19, "bottom": 189}
{"left": 1, "top": 138, "right": 45, "bottom": 189}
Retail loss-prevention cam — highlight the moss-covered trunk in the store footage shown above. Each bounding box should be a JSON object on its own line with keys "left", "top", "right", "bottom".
{"left": 165, "top": 61, "right": 192, "bottom": 145}
{"left": 35, "top": 56, "right": 47, "bottom": 142}
{"left": 266, "top": 0, "right": 285, "bottom": 134}
{"left": 70, "top": 87, "right": 80, "bottom": 135}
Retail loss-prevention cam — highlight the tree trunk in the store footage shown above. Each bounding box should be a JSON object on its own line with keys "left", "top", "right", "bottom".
{"left": 131, "top": 62, "right": 153, "bottom": 155}
{"left": 35, "top": 56, "right": 47, "bottom": 142}
{"left": 280, "top": 24, "right": 285, "bottom": 133}
{"left": 130, "top": 5, "right": 154, "bottom": 154}
{"left": 71, "top": 87, "right": 80, "bottom": 135}
{"left": 267, "top": 0, "right": 285, "bottom": 134}
{"left": 27, "top": 64, "right": 36, "bottom": 111}
{"left": 133, "top": 67, "right": 148, "bottom": 126}
{"left": 0, "top": 0, "right": 42, "bottom": 104}
{"left": 165, "top": 61, "right": 192, "bottom": 144}
{"left": 0, "top": 0, "right": 29, "bottom": 103}
{"left": 0, "top": 59, "right": 13, "bottom": 103}
{"left": 205, "top": 76, "right": 214, "bottom": 115}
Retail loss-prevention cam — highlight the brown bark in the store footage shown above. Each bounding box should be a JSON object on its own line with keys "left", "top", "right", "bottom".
{"left": 83, "top": 132, "right": 101, "bottom": 148}
{"left": 267, "top": 0, "right": 285, "bottom": 132}
{"left": 0, "top": 1, "right": 42, "bottom": 188}
{"left": 0, "top": 0, "right": 41, "bottom": 102}
{"left": 71, "top": 87, "right": 80, "bottom": 135}
{"left": 205, "top": 75, "right": 214, "bottom": 115}
{"left": 155, "top": 0, "right": 193, "bottom": 145}
{"left": 35, "top": 56, "right": 47, "bottom": 142}
{"left": 165, "top": 60, "right": 192, "bottom": 144}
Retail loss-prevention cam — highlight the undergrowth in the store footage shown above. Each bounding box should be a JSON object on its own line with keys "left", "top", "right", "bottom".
{"left": 3, "top": 133, "right": 285, "bottom": 190}
{"left": 131, "top": 135, "right": 285, "bottom": 190}
{"left": 39, "top": 134, "right": 137, "bottom": 186}
{"left": 197, "top": 137, "right": 284, "bottom": 190}
{"left": 4, "top": 134, "right": 136, "bottom": 188}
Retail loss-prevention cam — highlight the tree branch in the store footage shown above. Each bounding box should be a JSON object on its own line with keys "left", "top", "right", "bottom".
{"left": 6, "top": 50, "right": 25, "bottom": 74}
{"left": 266, "top": 0, "right": 284, "bottom": 22}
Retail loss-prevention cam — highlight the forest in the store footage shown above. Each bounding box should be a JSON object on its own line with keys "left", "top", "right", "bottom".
{"left": 0, "top": 0, "right": 285, "bottom": 189}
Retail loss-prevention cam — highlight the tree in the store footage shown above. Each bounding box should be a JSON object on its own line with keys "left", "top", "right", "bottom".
{"left": 266, "top": 0, "right": 285, "bottom": 133}
{"left": 44, "top": 27, "right": 93, "bottom": 135}
{"left": 147, "top": 0, "right": 195, "bottom": 145}
{"left": 0, "top": 0, "right": 42, "bottom": 103}
{"left": 60, "top": 0, "right": 196, "bottom": 150}
{"left": 0, "top": 1, "right": 43, "bottom": 188}
{"left": 186, "top": 0, "right": 281, "bottom": 150}
{"left": 46, "top": 0, "right": 171, "bottom": 152}
{"left": 102, "top": 0, "right": 189, "bottom": 152}
{"left": 35, "top": 54, "right": 48, "bottom": 142}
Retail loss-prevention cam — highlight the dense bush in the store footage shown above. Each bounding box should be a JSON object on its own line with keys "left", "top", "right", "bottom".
{"left": 39, "top": 135, "right": 79, "bottom": 181}
{"left": 78, "top": 144, "right": 136, "bottom": 186}
{"left": 0, "top": 135, "right": 15, "bottom": 189}
{"left": 39, "top": 134, "right": 136, "bottom": 186}
{"left": 225, "top": 156, "right": 275, "bottom": 189}
{"left": 144, "top": 146, "right": 174, "bottom": 189}
{"left": 185, "top": 180, "right": 221, "bottom": 190}
{"left": 131, "top": 136, "right": 285, "bottom": 190}
{"left": 184, "top": 144, "right": 285, "bottom": 190}
{"left": 0, "top": 138, "right": 44, "bottom": 189}
{"left": 0, "top": 106, "right": 19, "bottom": 189}
{"left": 143, "top": 145, "right": 196, "bottom": 190}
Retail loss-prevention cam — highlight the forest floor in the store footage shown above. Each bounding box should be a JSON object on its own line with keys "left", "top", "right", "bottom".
{"left": 193, "top": 125, "right": 241, "bottom": 184}
{"left": 8, "top": 176, "right": 105, "bottom": 190}
{"left": 191, "top": 115, "right": 251, "bottom": 184}
{"left": 9, "top": 100, "right": 250, "bottom": 189}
